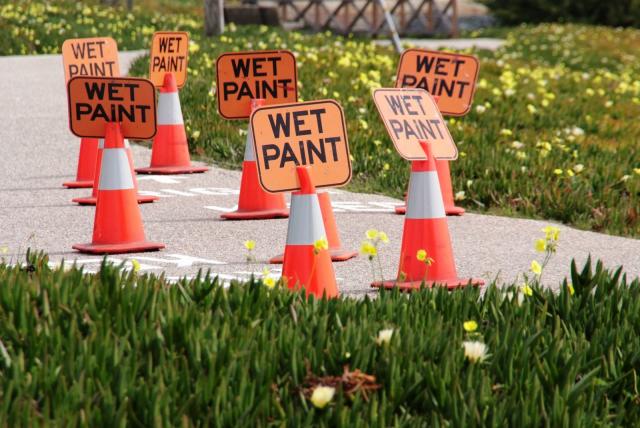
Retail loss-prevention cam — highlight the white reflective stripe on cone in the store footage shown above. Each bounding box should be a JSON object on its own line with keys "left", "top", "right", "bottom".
{"left": 157, "top": 92, "right": 184, "bottom": 125}
{"left": 98, "top": 138, "right": 105, "bottom": 149}
{"left": 243, "top": 127, "right": 255, "bottom": 161}
{"left": 99, "top": 149, "right": 135, "bottom": 190}
{"left": 286, "top": 194, "right": 326, "bottom": 245}
{"left": 124, "top": 139, "right": 130, "bottom": 148}
{"left": 406, "top": 171, "right": 446, "bottom": 219}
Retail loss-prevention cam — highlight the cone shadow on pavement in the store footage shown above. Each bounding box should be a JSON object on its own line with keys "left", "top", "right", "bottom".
{"left": 372, "top": 141, "right": 483, "bottom": 291}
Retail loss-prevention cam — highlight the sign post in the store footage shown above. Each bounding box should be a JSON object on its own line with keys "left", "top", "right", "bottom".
{"left": 372, "top": 88, "right": 457, "bottom": 160}
{"left": 61, "top": 37, "right": 121, "bottom": 189}
{"left": 395, "top": 49, "right": 479, "bottom": 117}
{"left": 250, "top": 100, "right": 351, "bottom": 193}
{"left": 216, "top": 50, "right": 299, "bottom": 220}
{"left": 250, "top": 99, "right": 351, "bottom": 299}
{"left": 67, "top": 76, "right": 157, "bottom": 139}
{"left": 149, "top": 31, "right": 189, "bottom": 88}
{"left": 216, "top": 50, "right": 298, "bottom": 119}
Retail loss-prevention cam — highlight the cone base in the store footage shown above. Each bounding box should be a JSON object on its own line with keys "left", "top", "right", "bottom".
{"left": 270, "top": 248, "right": 357, "bottom": 264}
{"left": 371, "top": 277, "right": 484, "bottom": 291}
{"left": 136, "top": 165, "right": 209, "bottom": 175}
{"left": 394, "top": 204, "right": 465, "bottom": 216}
{"left": 73, "top": 195, "right": 159, "bottom": 206}
{"left": 63, "top": 180, "right": 94, "bottom": 189}
{"left": 220, "top": 208, "right": 289, "bottom": 220}
{"left": 444, "top": 205, "right": 466, "bottom": 216}
{"left": 73, "top": 241, "right": 165, "bottom": 255}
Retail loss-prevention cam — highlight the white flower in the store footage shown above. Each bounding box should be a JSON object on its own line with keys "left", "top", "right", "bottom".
{"left": 462, "top": 341, "right": 488, "bottom": 363}
{"left": 376, "top": 328, "right": 394, "bottom": 345}
{"left": 571, "top": 126, "right": 585, "bottom": 137}
{"left": 573, "top": 164, "right": 584, "bottom": 173}
{"left": 454, "top": 191, "right": 466, "bottom": 201}
{"left": 475, "top": 105, "right": 486, "bottom": 114}
{"left": 310, "top": 386, "right": 335, "bottom": 409}
{"left": 511, "top": 141, "right": 524, "bottom": 149}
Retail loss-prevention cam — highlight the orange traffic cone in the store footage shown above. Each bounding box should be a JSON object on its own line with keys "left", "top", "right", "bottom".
{"left": 63, "top": 137, "right": 99, "bottom": 188}
{"left": 372, "top": 141, "right": 482, "bottom": 291}
{"left": 281, "top": 166, "right": 339, "bottom": 299}
{"left": 221, "top": 99, "right": 289, "bottom": 220}
{"left": 270, "top": 191, "right": 357, "bottom": 263}
{"left": 73, "top": 123, "right": 165, "bottom": 254}
{"left": 136, "top": 73, "right": 208, "bottom": 175}
{"left": 394, "top": 160, "right": 464, "bottom": 216}
{"left": 73, "top": 139, "right": 158, "bottom": 205}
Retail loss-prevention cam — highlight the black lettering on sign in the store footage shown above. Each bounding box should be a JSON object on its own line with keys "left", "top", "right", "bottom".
{"left": 384, "top": 95, "right": 427, "bottom": 116}
{"left": 262, "top": 108, "right": 340, "bottom": 169}
{"left": 388, "top": 118, "right": 445, "bottom": 141}
{"left": 76, "top": 81, "right": 150, "bottom": 122}
{"left": 262, "top": 137, "right": 341, "bottom": 169}
{"left": 70, "top": 40, "right": 106, "bottom": 59}
{"left": 222, "top": 78, "right": 292, "bottom": 101}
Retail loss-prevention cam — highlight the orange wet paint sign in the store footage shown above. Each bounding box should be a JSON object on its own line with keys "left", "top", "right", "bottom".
{"left": 216, "top": 50, "right": 298, "bottom": 119}
{"left": 373, "top": 88, "right": 457, "bottom": 161}
{"left": 149, "top": 31, "right": 189, "bottom": 88}
{"left": 67, "top": 76, "right": 157, "bottom": 139}
{"left": 62, "top": 37, "right": 120, "bottom": 83}
{"left": 251, "top": 100, "right": 351, "bottom": 193}
{"left": 396, "top": 49, "right": 479, "bottom": 116}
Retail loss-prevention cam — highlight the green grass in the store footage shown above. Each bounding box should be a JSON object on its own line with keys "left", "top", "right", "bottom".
{"left": 0, "top": 0, "right": 200, "bottom": 55}
{"left": 1, "top": 252, "right": 640, "bottom": 425}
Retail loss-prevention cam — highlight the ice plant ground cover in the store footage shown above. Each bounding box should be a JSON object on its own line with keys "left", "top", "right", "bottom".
{"left": 2, "top": 1, "right": 639, "bottom": 236}
{"left": 0, "top": 253, "right": 640, "bottom": 425}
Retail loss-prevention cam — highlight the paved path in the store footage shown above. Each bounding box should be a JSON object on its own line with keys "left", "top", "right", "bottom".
{"left": 1, "top": 52, "right": 639, "bottom": 297}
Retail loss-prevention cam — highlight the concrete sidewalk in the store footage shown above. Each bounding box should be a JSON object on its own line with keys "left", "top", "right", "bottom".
{"left": 1, "top": 52, "right": 639, "bottom": 297}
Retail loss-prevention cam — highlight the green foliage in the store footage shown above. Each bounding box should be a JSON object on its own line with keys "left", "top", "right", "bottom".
{"left": 480, "top": 0, "right": 640, "bottom": 27}
{"left": 0, "top": 0, "right": 200, "bottom": 55}
{"left": 1, "top": 253, "right": 640, "bottom": 425}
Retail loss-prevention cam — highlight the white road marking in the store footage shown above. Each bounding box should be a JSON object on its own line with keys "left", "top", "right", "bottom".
{"left": 137, "top": 175, "right": 190, "bottom": 184}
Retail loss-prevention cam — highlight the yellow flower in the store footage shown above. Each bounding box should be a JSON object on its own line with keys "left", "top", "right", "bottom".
{"left": 360, "top": 241, "right": 377, "bottom": 257}
{"left": 542, "top": 226, "right": 560, "bottom": 241}
{"left": 530, "top": 260, "right": 542, "bottom": 276}
{"left": 416, "top": 249, "right": 427, "bottom": 261}
{"left": 310, "top": 385, "right": 335, "bottom": 409}
{"left": 567, "top": 283, "right": 575, "bottom": 296}
{"left": 244, "top": 240, "right": 256, "bottom": 251}
{"left": 378, "top": 231, "right": 389, "bottom": 244}
{"left": 463, "top": 320, "right": 478, "bottom": 332}
{"left": 131, "top": 259, "right": 140, "bottom": 273}
{"left": 263, "top": 277, "right": 276, "bottom": 289}
{"left": 376, "top": 328, "right": 394, "bottom": 345}
{"left": 553, "top": 169, "right": 563, "bottom": 175}
{"left": 499, "top": 128, "right": 512, "bottom": 137}
{"left": 314, "top": 237, "right": 328, "bottom": 252}
{"left": 534, "top": 239, "right": 546, "bottom": 253}
{"left": 634, "top": 168, "right": 640, "bottom": 175}
{"left": 366, "top": 229, "right": 379, "bottom": 240}
{"left": 521, "top": 284, "right": 533, "bottom": 296}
